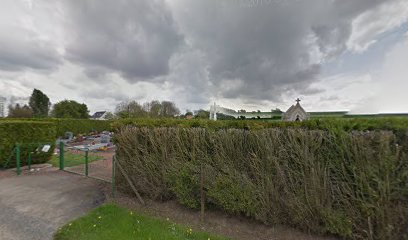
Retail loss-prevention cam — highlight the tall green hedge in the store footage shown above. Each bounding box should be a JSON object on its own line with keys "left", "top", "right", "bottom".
{"left": 0, "top": 118, "right": 113, "bottom": 136}
{"left": 0, "top": 121, "right": 57, "bottom": 168}
{"left": 52, "top": 119, "right": 112, "bottom": 136}
{"left": 112, "top": 117, "right": 408, "bottom": 134}
{"left": 115, "top": 127, "right": 408, "bottom": 240}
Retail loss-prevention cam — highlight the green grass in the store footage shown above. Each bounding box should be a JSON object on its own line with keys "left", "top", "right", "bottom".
{"left": 49, "top": 152, "right": 102, "bottom": 167}
{"left": 54, "top": 204, "right": 229, "bottom": 240}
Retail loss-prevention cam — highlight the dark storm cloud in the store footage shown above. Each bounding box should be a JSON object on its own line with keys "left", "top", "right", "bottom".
{"left": 63, "top": 0, "right": 183, "bottom": 80}
{"left": 0, "top": 1, "right": 62, "bottom": 72}
{"left": 1, "top": 0, "right": 402, "bottom": 111}
{"left": 0, "top": 38, "right": 61, "bottom": 71}
{"left": 168, "top": 0, "right": 391, "bottom": 102}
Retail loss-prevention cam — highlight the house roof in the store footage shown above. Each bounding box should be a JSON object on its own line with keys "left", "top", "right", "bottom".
{"left": 91, "top": 111, "right": 106, "bottom": 119}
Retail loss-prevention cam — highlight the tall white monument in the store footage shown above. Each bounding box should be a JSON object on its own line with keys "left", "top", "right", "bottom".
{"left": 0, "top": 97, "right": 6, "bottom": 118}
{"left": 209, "top": 102, "right": 218, "bottom": 120}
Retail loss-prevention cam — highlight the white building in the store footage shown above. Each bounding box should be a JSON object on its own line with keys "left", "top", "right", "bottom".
{"left": 0, "top": 97, "right": 6, "bottom": 118}
{"left": 281, "top": 98, "right": 310, "bottom": 121}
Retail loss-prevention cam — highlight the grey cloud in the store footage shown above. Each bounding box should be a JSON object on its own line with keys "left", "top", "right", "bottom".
{"left": 0, "top": 38, "right": 61, "bottom": 71}
{"left": 1, "top": 0, "right": 401, "bottom": 111}
{"left": 0, "top": 1, "right": 62, "bottom": 72}
{"left": 64, "top": 0, "right": 183, "bottom": 80}
{"left": 168, "top": 0, "right": 394, "bottom": 103}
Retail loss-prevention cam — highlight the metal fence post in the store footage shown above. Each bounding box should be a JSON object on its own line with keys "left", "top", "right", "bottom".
{"left": 16, "top": 144, "right": 21, "bottom": 176}
{"left": 85, "top": 150, "right": 89, "bottom": 176}
{"left": 28, "top": 152, "right": 32, "bottom": 170}
{"left": 112, "top": 155, "right": 116, "bottom": 198}
{"left": 59, "top": 141, "right": 64, "bottom": 170}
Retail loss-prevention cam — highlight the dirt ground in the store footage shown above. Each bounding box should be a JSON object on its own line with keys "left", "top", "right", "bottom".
{"left": 105, "top": 186, "right": 339, "bottom": 240}
{"left": 0, "top": 163, "right": 55, "bottom": 179}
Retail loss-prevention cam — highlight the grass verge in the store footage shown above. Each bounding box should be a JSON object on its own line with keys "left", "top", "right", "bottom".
{"left": 49, "top": 151, "right": 102, "bottom": 168}
{"left": 54, "top": 204, "right": 229, "bottom": 240}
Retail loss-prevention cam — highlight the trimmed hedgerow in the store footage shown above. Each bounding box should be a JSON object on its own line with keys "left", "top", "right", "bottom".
{"left": 112, "top": 117, "right": 408, "bottom": 134}
{"left": 115, "top": 127, "right": 408, "bottom": 240}
{"left": 0, "top": 121, "right": 57, "bottom": 168}
{"left": 1, "top": 118, "right": 113, "bottom": 136}
{"left": 52, "top": 119, "right": 112, "bottom": 136}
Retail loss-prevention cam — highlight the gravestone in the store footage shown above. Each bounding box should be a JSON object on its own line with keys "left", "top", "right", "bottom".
{"left": 100, "top": 134, "right": 111, "bottom": 144}
{"left": 64, "top": 132, "right": 74, "bottom": 140}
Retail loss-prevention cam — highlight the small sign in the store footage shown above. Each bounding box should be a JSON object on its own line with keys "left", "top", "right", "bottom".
{"left": 42, "top": 145, "right": 51, "bottom": 153}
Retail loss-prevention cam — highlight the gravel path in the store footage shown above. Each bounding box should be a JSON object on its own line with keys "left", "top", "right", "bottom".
{"left": 0, "top": 171, "right": 106, "bottom": 240}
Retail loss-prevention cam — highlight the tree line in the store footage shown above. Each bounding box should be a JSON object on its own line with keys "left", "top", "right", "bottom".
{"left": 7, "top": 89, "right": 90, "bottom": 119}
{"left": 6, "top": 88, "right": 211, "bottom": 119}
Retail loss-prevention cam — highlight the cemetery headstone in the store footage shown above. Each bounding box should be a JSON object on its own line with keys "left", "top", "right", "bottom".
{"left": 100, "top": 134, "right": 111, "bottom": 144}
{"left": 64, "top": 132, "right": 74, "bottom": 140}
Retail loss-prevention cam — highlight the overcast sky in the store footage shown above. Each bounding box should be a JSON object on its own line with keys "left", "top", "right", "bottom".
{"left": 0, "top": 0, "right": 407, "bottom": 114}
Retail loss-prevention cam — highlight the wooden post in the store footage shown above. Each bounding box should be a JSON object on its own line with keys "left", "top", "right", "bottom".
{"left": 85, "top": 150, "right": 89, "bottom": 176}
{"left": 116, "top": 160, "right": 145, "bottom": 205}
{"left": 200, "top": 161, "right": 205, "bottom": 221}
{"left": 112, "top": 155, "right": 116, "bottom": 198}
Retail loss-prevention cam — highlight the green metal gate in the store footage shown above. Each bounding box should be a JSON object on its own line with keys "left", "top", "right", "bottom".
{"left": 58, "top": 141, "right": 116, "bottom": 183}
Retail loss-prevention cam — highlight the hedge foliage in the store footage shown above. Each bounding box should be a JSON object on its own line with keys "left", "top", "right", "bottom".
{"left": 115, "top": 127, "right": 408, "bottom": 240}
{"left": 112, "top": 117, "right": 408, "bottom": 134}
{"left": 51, "top": 119, "right": 112, "bottom": 136}
{"left": 0, "top": 121, "right": 57, "bottom": 168}
{"left": 1, "top": 118, "right": 113, "bottom": 136}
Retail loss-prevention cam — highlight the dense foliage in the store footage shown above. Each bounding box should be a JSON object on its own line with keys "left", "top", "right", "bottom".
{"left": 52, "top": 119, "right": 112, "bottom": 136}
{"left": 115, "top": 100, "right": 180, "bottom": 118}
{"left": 29, "top": 88, "right": 51, "bottom": 117}
{"left": 7, "top": 104, "right": 33, "bottom": 118}
{"left": 193, "top": 109, "right": 210, "bottom": 119}
{"left": 112, "top": 117, "right": 408, "bottom": 134}
{"left": 115, "top": 126, "right": 408, "bottom": 240}
{"left": 0, "top": 121, "right": 56, "bottom": 168}
{"left": 51, "top": 100, "right": 90, "bottom": 119}
{"left": 0, "top": 118, "right": 113, "bottom": 136}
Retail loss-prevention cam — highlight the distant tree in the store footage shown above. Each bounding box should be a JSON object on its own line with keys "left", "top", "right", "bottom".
{"left": 184, "top": 110, "right": 193, "bottom": 119}
{"left": 217, "top": 113, "right": 236, "bottom": 120}
{"left": 272, "top": 108, "right": 283, "bottom": 114}
{"left": 115, "top": 100, "right": 180, "bottom": 118}
{"left": 115, "top": 100, "right": 147, "bottom": 118}
{"left": 51, "top": 100, "right": 90, "bottom": 119}
{"left": 160, "top": 101, "right": 180, "bottom": 117}
{"left": 194, "top": 109, "right": 210, "bottom": 119}
{"left": 29, "top": 89, "right": 51, "bottom": 117}
{"left": 7, "top": 104, "right": 33, "bottom": 118}
{"left": 104, "top": 111, "right": 115, "bottom": 120}
{"left": 143, "top": 100, "right": 162, "bottom": 118}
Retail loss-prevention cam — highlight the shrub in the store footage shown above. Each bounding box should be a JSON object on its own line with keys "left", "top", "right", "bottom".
{"left": 0, "top": 118, "right": 113, "bottom": 136}
{"left": 52, "top": 119, "right": 112, "bottom": 136}
{"left": 0, "top": 121, "right": 56, "bottom": 168}
{"left": 115, "top": 127, "right": 408, "bottom": 240}
{"left": 112, "top": 117, "right": 408, "bottom": 134}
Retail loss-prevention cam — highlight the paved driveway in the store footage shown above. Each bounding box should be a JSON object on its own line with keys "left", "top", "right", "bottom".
{"left": 0, "top": 171, "right": 105, "bottom": 240}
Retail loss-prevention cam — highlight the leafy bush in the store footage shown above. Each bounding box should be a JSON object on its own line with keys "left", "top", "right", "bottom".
{"left": 52, "top": 119, "right": 112, "bottom": 136}
{"left": 0, "top": 118, "right": 113, "bottom": 136}
{"left": 0, "top": 121, "right": 56, "bottom": 168}
{"left": 112, "top": 117, "right": 408, "bottom": 134}
{"left": 115, "top": 127, "right": 408, "bottom": 240}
